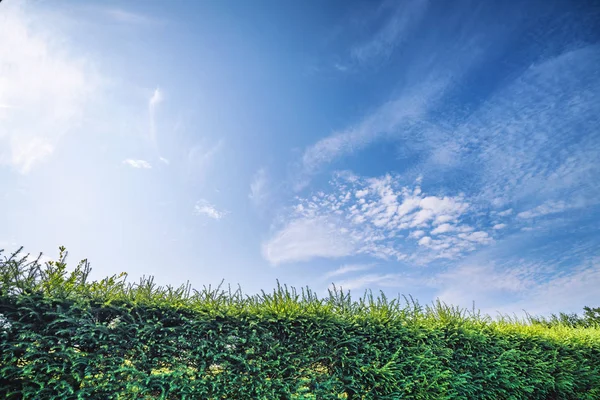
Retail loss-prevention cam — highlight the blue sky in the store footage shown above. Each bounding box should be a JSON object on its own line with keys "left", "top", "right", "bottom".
{"left": 1, "top": 0, "right": 599, "bottom": 318}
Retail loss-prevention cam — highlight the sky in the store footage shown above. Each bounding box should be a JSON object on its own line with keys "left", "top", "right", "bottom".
{"left": 1, "top": 0, "right": 599, "bottom": 319}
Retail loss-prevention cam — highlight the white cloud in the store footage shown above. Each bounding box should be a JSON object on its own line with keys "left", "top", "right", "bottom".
{"left": 418, "top": 236, "right": 432, "bottom": 246}
{"left": 159, "top": 157, "right": 170, "bottom": 165}
{"left": 194, "top": 199, "right": 227, "bottom": 220}
{"left": 458, "top": 231, "right": 492, "bottom": 244}
{"left": 262, "top": 217, "right": 356, "bottom": 265}
{"left": 149, "top": 88, "right": 162, "bottom": 109}
{"left": 517, "top": 200, "right": 571, "bottom": 219}
{"left": 409, "top": 230, "right": 426, "bottom": 239}
{"left": 334, "top": 63, "right": 349, "bottom": 72}
{"left": 0, "top": 3, "right": 95, "bottom": 173}
{"left": 123, "top": 159, "right": 151, "bottom": 169}
{"left": 264, "top": 172, "right": 495, "bottom": 264}
{"left": 249, "top": 168, "right": 269, "bottom": 206}
{"left": 321, "top": 264, "right": 375, "bottom": 281}
{"left": 493, "top": 223, "right": 506, "bottom": 230}
{"left": 496, "top": 209, "right": 513, "bottom": 217}
{"left": 431, "top": 223, "right": 455, "bottom": 235}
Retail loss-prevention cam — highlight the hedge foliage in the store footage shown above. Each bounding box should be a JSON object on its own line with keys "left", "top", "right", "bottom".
{"left": 1, "top": 247, "right": 599, "bottom": 399}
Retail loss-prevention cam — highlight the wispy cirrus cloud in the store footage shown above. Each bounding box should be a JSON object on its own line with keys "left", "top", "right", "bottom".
{"left": 295, "top": 1, "right": 514, "bottom": 190}
{"left": 321, "top": 263, "right": 376, "bottom": 281}
{"left": 149, "top": 88, "right": 162, "bottom": 137}
{"left": 326, "top": 273, "right": 412, "bottom": 294}
{"left": 249, "top": 168, "right": 269, "bottom": 206}
{"left": 295, "top": 78, "right": 448, "bottom": 190}
{"left": 194, "top": 199, "right": 227, "bottom": 220}
{"left": 0, "top": 2, "right": 95, "bottom": 173}
{"left": 262, "top": 216, "right": 356, "bottom": 265}
{"left": 517, "top": 200, "right": 573, "bottom": 219}
{"left": 186, "top": 139, "right": 223, "bottom": 182}
{"left": 429, "top": 235, "right": 600, "bottom": 317}
{"left": 299, "top": 5, "right": 600, "bottom": 221}
{"left": 350, "top": 0, "right": 428, "bottom": 65}
{"left": 424, "top": 45, "right": 600, "bottom": 208}
{"left": 123, "top": 159, "right": 151, "bottom": 169}
{"left": 104, "top": 8, "right": 161, "bottom": 26}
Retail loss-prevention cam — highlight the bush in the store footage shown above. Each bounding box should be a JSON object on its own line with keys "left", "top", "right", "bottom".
{"left": 1, "top": 247, "right": 599, "bottom": 399}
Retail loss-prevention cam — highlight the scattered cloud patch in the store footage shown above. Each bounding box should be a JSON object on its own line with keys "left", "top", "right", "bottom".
{"left": 496, "top": 209, "right": 513, "bottom": 217}
{"left": 430, "top": 224, "right": 455, "bottom": 235}
{"left": 355, "top": 189, "right": 369, "bottom": 198}
{"left": 424, "top": 45, "right": 600, "bottom": 207}
{"left": 493, "top": 223, "right": 506, "bottom": 230}
{"left": 194, "top": 200, "right": 227, "bottom": 220}
{"left": 264, "top": 173, "right": 498, "bottom": 265}
{"left": 123, "top": 159, "right": 151, "bottom": 169}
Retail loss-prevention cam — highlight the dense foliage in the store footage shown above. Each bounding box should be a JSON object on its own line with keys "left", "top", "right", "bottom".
{"left": 1, "top": 247, "right": 599, "bottom": 399}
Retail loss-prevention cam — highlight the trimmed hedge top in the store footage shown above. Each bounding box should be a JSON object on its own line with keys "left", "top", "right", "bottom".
{"left": 1, "top": 247, "right": 599, "bottom": 399}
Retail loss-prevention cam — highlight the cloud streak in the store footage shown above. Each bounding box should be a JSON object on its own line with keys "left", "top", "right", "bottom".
{"left": 295, "top": 79, "right": 448, "bottom": 190}
{"left": 123, "top": 159, "right": 151, "bottom": 169}
{"left": 321, "top": 263, "right": 376, "bottom": 281}
{"left": 517, "top": 201, "right": 572, "bottom": 219}
{"left": 148, "top": 88, "right": 162, "bottom": 151}
{"left": 105, "top": 8, "right": 157, "bottom": 25}
{"left": 249, "top": 168, "right": 269, "bottom": 206}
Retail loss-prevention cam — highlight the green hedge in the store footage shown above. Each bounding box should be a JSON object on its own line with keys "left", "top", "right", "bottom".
{"left": 1, "top": 247, "right": 599, "bottom": 399}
